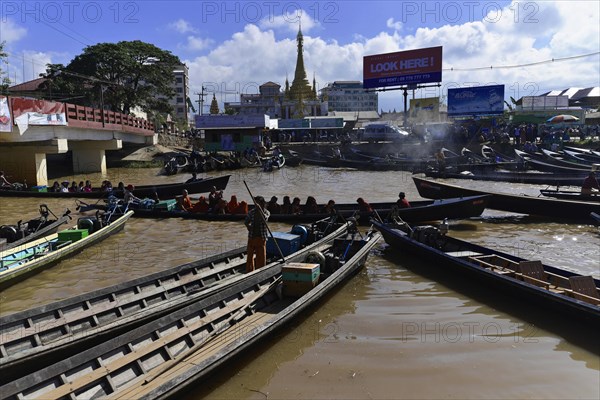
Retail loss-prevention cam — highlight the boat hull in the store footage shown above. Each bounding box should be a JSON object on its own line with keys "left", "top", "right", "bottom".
{"left": 372, "top": 220, "right": 600, "bottom": 324}
{"left": 413, "top": 176, "right": 600, "bottom": 220}
{"left": 0, "top": 226, "right": 381, "bottom": 400}
{"left": 0, "top": 175, "right": 230, "bottom": 198}
{"left": 120, "top": 195, "right": 490, "bottom": 224}
{"left": 0, "top": 211, "right": 134, "bottom": 289}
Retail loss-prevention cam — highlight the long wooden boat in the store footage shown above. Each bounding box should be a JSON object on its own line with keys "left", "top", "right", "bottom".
{"left": 0, "top": 174, "right": 230, "bottom": 198}
{"left": 424, "top": 167, "right": 588, "bottom": 186}
{"left": 0, "top": 210, "right": 134, "bottom": 289}
{"left": 372, "top": 220, "right": 600, "bottom": 324}
{"left": 0, "top": 206, "right": 72, "bottom": 251}
{"left": 540, "top": 189, "right": 600, "bottom": 202}
{"left": 0, "top": 219, "right": 349, "bottom": 380}
{"left": 0, "top": 224, "right": 380, "bottom": 399}
{"left": 112, "top": 195, "right": 490, "bottom": 224}
{"left": 413, "top": 176, "right": 600, "bottom": 220}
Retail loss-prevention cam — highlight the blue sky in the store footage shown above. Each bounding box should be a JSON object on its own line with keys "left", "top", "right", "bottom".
{"left": 1, "top": 1, "right": 599, "bottom": 113}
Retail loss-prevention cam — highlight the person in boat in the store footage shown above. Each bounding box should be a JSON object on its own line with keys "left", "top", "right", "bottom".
{"left": 213, "top": 197, "right": 229, "bottom": 214}
{"left": 0, "top": 171, "right": 11, "bottom": 187}
{"left": 356, "top": 197, "right": 373, "bottom": 213}
{"left": 50, "top": 181, "right": 61, "bottom": 192}
{"left": 208, "top": 186, "right": 223, "bottom": 211}
{"left": 322, "top": 199, "right": 336, "bottom": 214}
{"left": 83, "top": 180, "right": 92, "bottom": 193}
{"left": 179, "top": 189, "right": 194, "bottom": 211}
{"left": 291, "top": 197, "right": 302, "bottom": 214}
{"left": 123, "top": 184, "right": 141, "bottom": 205}
{"left": 191, "top": 196, "right": 210, "bottom": 213}
{"left": 185, "top": 172, "right": 200, "bottom": 184}
{"left": 280, "top": 196, "right": 292, "bottom": 214}
{"left": 244, "top": 195, "right": 270, "bottom": 273}
{"left": 266, "top": 196, "right": 281, "bottom": 214}
{"left": 77, "top": 181, "right": 85, "bottom": 192}
{"left": 69, "top": 181, "right": 78, "bottom": 192}
{"left": 151, "top": 191, "right": 160, "bottom": 203}
{"left": 581, "top": 171, "right": 600, "bottom": 195}
{"left": 434, "top": 148, "right": 446, "bottom": 171}
{"left": 226, "top": 195, "right": 240, "bottom": 214}
{"left": 396, "top": 192, "right": 411, "bottom": 208}
{"left": 60, "top": 181, "right": 70, "bottom": 193}
{"left": 304, "top": 196, "right": 319, "bottom": 214}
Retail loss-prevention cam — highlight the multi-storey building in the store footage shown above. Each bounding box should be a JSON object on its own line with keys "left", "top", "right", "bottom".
{"left": 320, "top": 81, "right": 378, "bottom": 112}
{"left": 169, "top": 64, "right": 190, "bottom": 123}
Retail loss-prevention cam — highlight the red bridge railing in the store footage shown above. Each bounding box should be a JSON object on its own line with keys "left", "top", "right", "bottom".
{"left": 65, "top": 104, "right": 155, "bottom": 135}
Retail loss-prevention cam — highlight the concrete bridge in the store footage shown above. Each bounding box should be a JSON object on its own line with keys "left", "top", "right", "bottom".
{"left": 0, "top": 97, "right": 157, "bottom": 186}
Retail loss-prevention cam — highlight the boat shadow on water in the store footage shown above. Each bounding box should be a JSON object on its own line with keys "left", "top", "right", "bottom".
{"left": 379, "top": 248, "right": 600, "bottom": 359}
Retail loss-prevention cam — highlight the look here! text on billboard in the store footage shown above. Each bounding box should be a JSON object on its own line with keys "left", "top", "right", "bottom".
{"left": 363, "top": 46, "right": 443, "bottom": 89}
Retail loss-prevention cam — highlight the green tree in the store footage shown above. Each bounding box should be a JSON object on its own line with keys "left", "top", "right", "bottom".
{"left": 0, "top": 42, "right": 10, "bottom": 94}
{"left": 41, "top": 40, "right": 181, "bottom": 115}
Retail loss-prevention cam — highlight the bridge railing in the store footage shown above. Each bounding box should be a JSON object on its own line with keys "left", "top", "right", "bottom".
{"left": 65, "top": 103, "right": 155, "bottom": 135}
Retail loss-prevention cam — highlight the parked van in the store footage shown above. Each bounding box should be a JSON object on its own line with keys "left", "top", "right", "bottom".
{"left": 363, "top": 123, "right": 410, "bottom": 143}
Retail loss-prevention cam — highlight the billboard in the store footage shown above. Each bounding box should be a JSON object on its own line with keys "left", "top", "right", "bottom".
{"left": 363, "top": 46, "right": 442, "bottom": 89}
{"left": 447, "top": 85, "right": 505, "bottom": 116}
{"left": 521, "top": 96, "right": 569, "bottom": 110}
{"left": 410, "top": 97, "right": 440, "bottom": 115}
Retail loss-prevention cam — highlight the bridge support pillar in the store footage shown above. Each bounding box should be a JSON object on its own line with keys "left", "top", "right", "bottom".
{"left": 70, "top": 140, "right": 122, "bottom": 174}
{"left": 0, "top": 139, "right": 68, "bottom": 187}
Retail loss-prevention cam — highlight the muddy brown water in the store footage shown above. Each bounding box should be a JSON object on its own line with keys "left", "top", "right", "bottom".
{"left": 0, "top": 166, "right": 598, "bottom": 399}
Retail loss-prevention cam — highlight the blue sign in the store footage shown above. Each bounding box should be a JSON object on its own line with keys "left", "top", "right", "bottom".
{"left": 447, "top": 85, "right": 505, "bottom": 116}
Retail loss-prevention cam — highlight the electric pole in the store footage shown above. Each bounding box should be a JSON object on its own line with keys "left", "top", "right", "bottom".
{"left": 196, "top": 86, "right": 207, "bottom": 116}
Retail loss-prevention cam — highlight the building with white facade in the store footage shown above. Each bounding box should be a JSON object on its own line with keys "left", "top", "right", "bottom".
{"left": 320, "top": 81, "right": 378, "bottom": 112}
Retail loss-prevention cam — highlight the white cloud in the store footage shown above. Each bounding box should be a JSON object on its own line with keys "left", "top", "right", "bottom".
{"left": 168, "top": 19, "right": 197, "bottom": 34}
{"left": 259, "top": 9, "right": 319, "bottom": 34}
{"left": 386, "top": 18, "right": 402, "bottom": 31}
{"left": 181, "top": 36, "right": 214, "bottom": 52}
{"left": 0, "top": 18, "right": 27, "bottom": 43}
{"left": 184, "top": 1, "right": 599, "bottom": 112}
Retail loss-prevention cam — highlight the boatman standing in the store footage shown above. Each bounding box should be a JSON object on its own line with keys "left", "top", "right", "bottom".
{"left": 581, "top": 171, "right": 600, "bottom": 195}
{"left": 244, "top": 195, "right": 271, "bottom": 273}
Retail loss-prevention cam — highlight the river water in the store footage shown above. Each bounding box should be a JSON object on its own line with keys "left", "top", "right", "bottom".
{"left": 0, "top": 165, "right": 598, "bottom": 399}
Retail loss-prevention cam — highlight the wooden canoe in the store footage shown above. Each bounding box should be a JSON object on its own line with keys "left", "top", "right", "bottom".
{"left": 0, "top": 174, "right": 230, "bottom": 198}
{"left": 413, "top": 176, "right": 600, "bottom": 220}
{"left": 0, "top": 211, "right": 134, "bottom": 289}
{"left": 372, "top": 220, "right": 599, "bottom": 324}
{"left": 115, "top": 195, "right": 490, "bottom": 224}
{"left": 0, "top": 224, "right": 381, "bottom": 400}
{"left": 0, "top": 206, "right": 72, "bottom": 251}
{"left": 540, "top": 189, "right": 600, "bottom": 202}
{"left": 0, "top": 219, "right": 348, "bottom": 379}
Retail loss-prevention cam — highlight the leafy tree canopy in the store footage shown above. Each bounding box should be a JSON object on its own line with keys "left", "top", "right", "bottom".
{"left": 0, "top": 42, "right": 10, "bottom": 93}
{"left": 41, "top": 40, "right": 181, "bottom": 115}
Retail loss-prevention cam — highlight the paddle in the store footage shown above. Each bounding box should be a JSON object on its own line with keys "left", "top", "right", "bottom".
{"left": 243, "top": 180, "right": 286, "bottom": 263}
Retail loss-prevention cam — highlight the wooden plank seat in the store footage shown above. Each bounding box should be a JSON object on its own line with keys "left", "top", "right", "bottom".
{"left": 517, "top": 261, "right": 550, "bottom": 289}
{"left": 468, "top": 254, "right": 518, "bottom": 276}
{"left": 568, "top": 276, "right": 600, "bottom": 305}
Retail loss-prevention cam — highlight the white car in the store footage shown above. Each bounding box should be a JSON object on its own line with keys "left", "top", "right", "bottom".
{"left": 363, "top": 123, "right": 410, "bottom": 143}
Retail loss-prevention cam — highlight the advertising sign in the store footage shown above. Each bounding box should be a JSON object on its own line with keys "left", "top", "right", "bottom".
{"left": 363, "top": 46, "right": 442, "bottom": 89}
{"left": 410, "top": 97, "right": 440, "bottom": 115}
{"left": 447, "top": 85, "right": 505, "bottom": 116}
{"left": 521, "top": 96, "right": 569, "bottom": 110}
{"left": 0, "top": 96, "right": 12, "bottom": 133}
{"left": 11, "top": 98, "right": 68, "bottom": 134}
